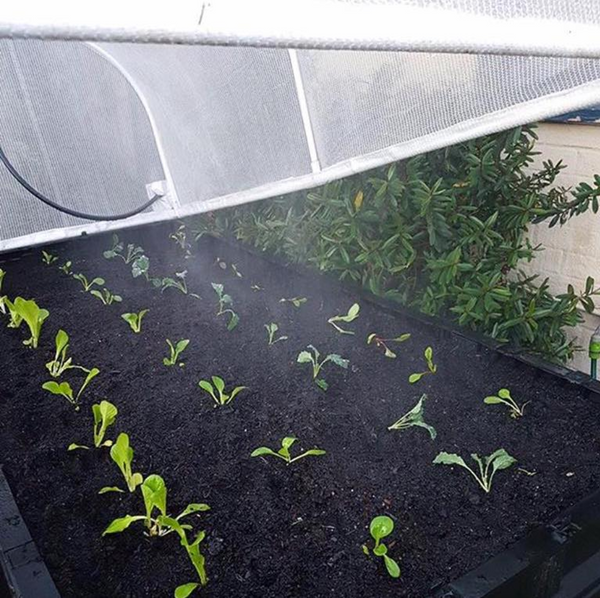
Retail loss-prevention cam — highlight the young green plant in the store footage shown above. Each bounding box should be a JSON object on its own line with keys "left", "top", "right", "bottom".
{"left": 251, "top": 437, "right": 326, "bottom": 465}
{"left": 58, "top": 260, "right": 72, "bottom": 275}
{"left": 121, "top": 309, "right": 149, "bottom": 333}
{"left": 4, "top": 297, "right": 49, "bottom": 348}
{"left": 211, "top": 283, "right": 239, "bottom": 330}
{"left": 367, "top": 332, "right": 411, "bottom": 358}
{"left": 161, "top": 271, "right": 188, "bottom": 295}
{"left": 484, "top": 388, "right": 529, "bottom": 418}
{"left": 68, "top": 400, "right": 118, "bottom": 450}
{"left": 328, "top": 302, "right": 360, "bottom": 334}
{"left": 73, "top": 273, "right": 105, "bottom": 292}
{"left": 103, "top": 234, "right": 144, "bottom": 264}
{"left": 409, "top": 346, "right": 437, "bottom": 383}
{"left": 198, "top": 376, "right": 246, "bottom": 406}
{"left": 363, "top": 516, "right": 401, "bottom": 579}
{"left": 164, "top": 339, "right": 190, "bottom": 366}
{"left": 265, "top": 323, "right": 287, "bottom": 346}
{"left": 279, "top": 296, "right": 307, "bottom": 308}
{"left": 433, "top": 449, "right": 517, "bottom": 493}
{"left": 91, "top": 288, "right": 122, "bottom": 305}
{"left": 297, "top": 345, "right": 349, "bottom": 391}
{"left": 42, "top": 367, "right": 100, "bottom": 410}
{"left": 99, "top": 432, "right": 144, "bottom": 493}
{"left": 46, "top": 329, "right": 86, "bottom": 377}
{"left": 41, "top": 250, "right": 58, "bottom": 265}
{"left": 388, "top": 394, "right": 437, "bottom": 439}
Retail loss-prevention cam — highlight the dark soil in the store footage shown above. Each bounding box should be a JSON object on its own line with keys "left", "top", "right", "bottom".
{"left": 1, "top": 223, "right": 599, "bottom": 598}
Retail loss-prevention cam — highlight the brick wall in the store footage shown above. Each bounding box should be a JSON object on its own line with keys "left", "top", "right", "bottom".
{"left": 522, "top": 122, "right": 600, "bottom": 373}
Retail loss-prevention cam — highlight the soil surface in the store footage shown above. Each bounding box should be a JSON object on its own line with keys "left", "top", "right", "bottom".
{"left": 1, "top": 223, "right": 600, "bottom": 598}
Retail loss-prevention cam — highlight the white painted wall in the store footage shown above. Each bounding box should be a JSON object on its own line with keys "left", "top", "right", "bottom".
{"left": 523, "top": 122, "right": 600, "bottom": 373}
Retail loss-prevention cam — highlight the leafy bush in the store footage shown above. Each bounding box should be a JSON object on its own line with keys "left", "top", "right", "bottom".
{"left": 193, "top": 126, "right": 600, "bottom": 363}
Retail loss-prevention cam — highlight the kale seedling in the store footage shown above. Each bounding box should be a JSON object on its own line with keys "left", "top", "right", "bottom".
{"left": 161, "top": 270, "right": 188, "bottom": 294}
{"left": 58, "top": 260, "right": 73, "bottom": 275}
{"left": 363, "top": 516, "right": 401, "bottom": 578}
{"left": 99, "top": 432, "right": 144, "bottom": 493}
{"left": 409, "top": 346, "right": 437, "bottom": 383}
{"left": 69, "top": 400, "right": 118, "bottom": 450}
{"left": 265, "top": 323, "right": 288, "bottom": 346}
{"left": 279, "top": 296, "right": 307, "bottom": 308}
{"left": 42, "top": 367, "right": 100, "bottom": 410}
{"left": 91, "top": 288, "right": 123, "bottom": 305}
{"left": 41, "top": 250, "right": 58, "bottom": 265}
{"left": 121, "top": 309, "right": 149, "bottom": 333}
{"left": 484, "top": 388, "right": 529, "bottom": 418}
{"left": 251, "top": 437, "right": 325, "bottom": 465}
{"left": 170, "top": 224, "right": 193, "bottom": 259}
{"left": 164, "top": 339, "right": 190, "bottom": 366}
{"left": 211, "top": 283, "right": 239, "bottom": 330}
{"left": 388, "top": 394, "right": 437, "bottom": 440}
{"left": 198, "top": 376, "right": 247, "bottom": 406}
{"left": 433, "top": 449, "right": 517, "bottom": 493}
{"left": 73, "top": 273, "right": 105, "bottom": 292}
{"left": 46, "top": 329, "right": 86, "bottom": 377}
{"left": 103, "top": 473, "right": 210, "bottom": 537}
{"left": 297, "top": 345, "right": 349, "bottom": 391}
{"left": 4, "top": 297, "right": 49, "bottom": 348}
{"left": 103, "top": 234, "right": 144, "bottom": 264}
{"left": 367, "top": 332, "right": 411, "bottom": 358}
{"left": 328, "top": 302, "right": 360, "bottom": 335}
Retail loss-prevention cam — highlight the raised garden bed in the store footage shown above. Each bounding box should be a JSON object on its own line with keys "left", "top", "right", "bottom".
{"left": 1, "top": 223, "right": 600, "bottom": 598}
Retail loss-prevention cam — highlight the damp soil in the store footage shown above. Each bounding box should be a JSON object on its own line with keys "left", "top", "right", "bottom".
{"left": 0, "top": 223, "right": 599, "bottom": 598}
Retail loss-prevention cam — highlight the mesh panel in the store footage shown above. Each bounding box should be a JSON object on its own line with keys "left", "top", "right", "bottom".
{"left": 0, "top": 39, "right": 164, "bottom": 241}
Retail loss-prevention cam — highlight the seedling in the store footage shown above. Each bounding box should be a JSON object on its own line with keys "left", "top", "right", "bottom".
{"left": 328, "top": 302, "right": 360, "bottom": 335}
{"left": 211, "top": 283, "right": 239, "bottom": 330}
{"left": 433, "top": 449, "right": 517, "bottom": 493}
{"left": 73, "top": 273, "right": 105, "bottom": 292}
{"left": 409, "top": 346, "right": 437, "bottom": 383}
{"left": 198, "top": 376, "right": 247, "bottom": 407}
{"left": 363, "top": 516, "right": 401, "bottom": 579}
{"left": 251, "top": 284, "right": 262, "bottom": 292}
{"left": 42, "top": 367, "right": 100, "bottom": 410}
{"left": 171, "top": 524, "right": 208, "bottom": 597}
{"left": 164, "top": 339, "right": 190, "bottom": 366}
{"left": 367, "top": 333, "right": 411, "bottom": 358}
{"left": 251, "top": 437, "right": 326, "bottom": 465}
{"left": 388, "top": 394, "right": 437, "bottom": 439}
{"left": 68, "top": 400, "right": 118, "bottom": 450}
{"left": 265, "top": 323, "right": 288, "bottom": 346}
{"left": 46, "top": 329, "right": 86, "bottom": 377}
{"left": 297, "top": 345, "right": 349, "bottom": 391}
{"left": 4, "top": 297, "right": 49, "bottom": 348}
{"left": 170, "top": 224, "right": 193, "bottom": 259}
{"left": 91, "top": 288, "right": 123, "bottom": 305}
{"left": 279, "top": 296, "right": 307, "bottom": 308}
{"left": 121, "top": 309, "right": 149, "bottom": 333}
{"left": 132, "top": 254, "right": 151, "bottom": 279}
{"left": 103, "top": 474, "right": 210, "bottom": 537}
{"left": 484, "top": 388, "right": 529, "bottom": 418}
{"left": 161, "top": 271, "right": 188, "bottom": 295}
{"left": 41, "top": 250, "right": 58, "bottom": 265}
{"left": 58, "top": 260, "right": 72, "bottom": 275}
{"left": 104, "top": 234, "right": 144, "bottom": 264}
{"left": 99, "top": 432, "right": 144, "bottom": 493}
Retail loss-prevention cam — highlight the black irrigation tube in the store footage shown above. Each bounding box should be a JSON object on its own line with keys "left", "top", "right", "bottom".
{"left": 1, "top": 222, "right": 600, "bottom": 598}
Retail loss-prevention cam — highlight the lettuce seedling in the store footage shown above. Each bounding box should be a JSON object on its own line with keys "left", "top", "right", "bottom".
{"left": 433, "top": 449, "right": 517, "bottom": 493}
{"left": 297, "top": 345, "right": 349, "bottom": 391}
{"left": 161, "top": 270, "right": 188, "bottom": 294}
{"left": 121, "top": 309, "right": 149, "bottom": 333}
{"left": 251, "top": 437, "right": 326, "bottom": 465}
{"left": 211, "top": 283, "right": 239, "bottom": 330}
{"left": 409, "top": 346, "right": 437, "bottom": 383}
{"left": 164, "top": 339, "right": 190, "bottom": 366}
{"left": 168, "top": 519, "right": 209, "bottom": 596}
{"left": 484, "top": 388, "right": 529, "bottom": 419}
{"left": 328, "top": 302, "right": 360, "bottom": 335}
{"left": 363, "top": 516, "right": 401, "bottom": 578}
{"left": 58, "top": 260, "right": 72, "bottom": 275}
{"left": 46, "top": 329, "right": 86, "bottom": 377}
{"left": 279, "top": 296, "right": 307, "bottom": 307}
{"left": 91, "top": 288, "right": 123, "bottom": 305}
{"left": 104, "top": 234, "right": 144, "bottom": 264}
{"left": 5, "top": 297, "right": 49, "bottom": 348}
{"left": 367, "top": 332, "right": 411, "bottom": 358}
{"left": 41, "top": 250, "right": 58, "bottom": 265}
{"left": 69, "top": 400, "right": 118, "bottom": 450}
{"left": 198, "top": 376, "right": 247, "bottom": 406}
{"left": 42, "top": 367, "right": 100, "bottom": 410}
{"left": 99, "top": 432, "right": 144, "bottom": 493}
{"left": 73, "top": 273, "right": 105, "bottom": 292}
{"left": 265, "top": 323, "right": 288, "bottom": 346}
{"left": 103, "top": 474, "right": 210, "bottom": 537}
{"left": 388, "top": 394, "right": 437, "bottom": 440}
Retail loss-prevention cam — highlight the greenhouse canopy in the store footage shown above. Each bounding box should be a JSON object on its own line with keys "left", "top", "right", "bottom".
{"left": 2, "top": 0, "right": 600, "bottom": 250}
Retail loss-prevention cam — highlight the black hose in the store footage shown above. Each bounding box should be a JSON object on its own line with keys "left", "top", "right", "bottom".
{"left": 0, "top": 143, "right": 162, "bottom": 221}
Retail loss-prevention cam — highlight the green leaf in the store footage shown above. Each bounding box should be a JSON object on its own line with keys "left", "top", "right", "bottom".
{"left": 498, "top": 388, "right": 511, "bottom": 399}
{"left": 212, "top": 376, "right": 225, "bottom": 393}
{"left": 175, "top": 583, "right": 200, "bottom": 598}
{"left": 433, "top": 452, "right": 467, "bottom": 468}
{"left": 68, "top": 443, "right": 89, "bottom": 451}
{"left": 383, "top": 554, "right": 401, "bottom": 578}
{"left": 315, "top": 378, "right": 329, "bottom": 391}
{"left": 142, "top": 474, "right": 167, "bottom": 519}
{"left": 42, "top": 381, "right": 73, "bottom": 400}
{"left": 489, "top": 448, "right": 517, "bottom": 471}
{"left": 297, "top": 351, "right": 313, "bottom": 363}
{"left": 102, "top": 515, "right": 145, "bottom": 535}
{"left": 177, "top": 503, "right": 211, "bottom": 520}
{"left": 484, "top": 396, "right": 504, "bottom": 404}
{"left": 198, "top": 380, "right": 213, "bottom": 394}
{"left": 250, "top": 447, "right": 280, "bottom": 458}
{"left": 98, "top": 486, "right": 125, "bottom": 494}
{"left": 370, "top": 516, "right": 394, "bottom": 541}
{"left": 409, "top": 373, "right": 424, "bottom": 384}
{"left": 327, "top": 354, "right": 349, "bottom": 368}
